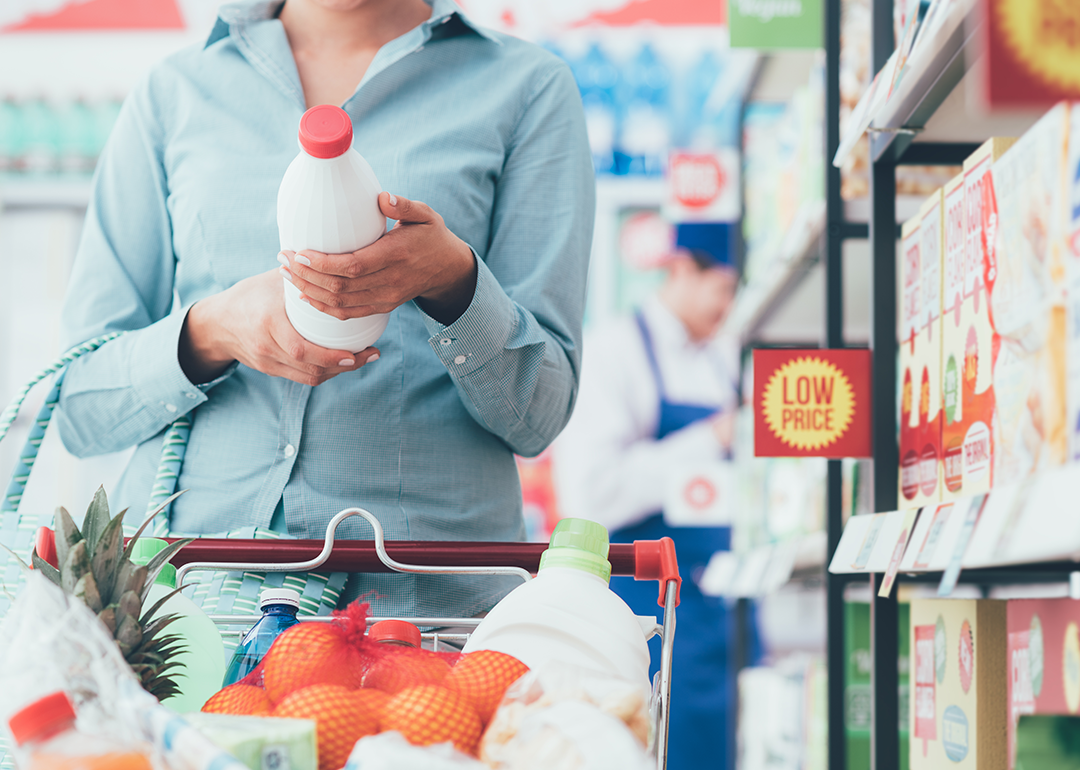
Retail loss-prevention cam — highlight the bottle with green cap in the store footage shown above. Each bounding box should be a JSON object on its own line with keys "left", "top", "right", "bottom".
{"left": 130, "top": 538, "right": 225, "bottom": 713}
{"left": 463, "top": 518, "right": 651, "bottom": 690}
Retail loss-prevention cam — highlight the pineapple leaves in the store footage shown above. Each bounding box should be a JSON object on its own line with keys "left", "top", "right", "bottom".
{"left": 53, "top": 506, "right": 83, "bottom": 579}
{"left": 121, "top": 490, "right": 186, "bottom": 563}
{"left": 30, "top": 549, "right": 60, "bottom": 585}
{"left": 140, "top": 587, "right": 188, "bottom": 628}
{"left": 140, "top": 539, "right": 194, "bottom": 605}
{"left": 60, "top": 540, "right": 90, "bottom": 595}
{"left": 81, "top": 485, "right": 112, "bottom": 554}
{"left": 90, "top": 510, "right": 126, "bottom": 607}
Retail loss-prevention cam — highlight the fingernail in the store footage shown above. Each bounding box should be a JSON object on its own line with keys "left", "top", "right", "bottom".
{"left": 388, "top": 194, "right": 398, "bottom": 206}
{"left": 338, "top": 358, "right": 355, "bottom": 366}
{"left": 279, "top": 267, "right": 292, "bottom": 282}
{"left": 367, "top": 352, "right": 380, "bottom": 363}
{"left": 277, "top": 253, "right": 289, "bottom": 267}
{"left": 295, "top": 254, "right": 311, "bottom": 266}
{"left": 300, "top": 295, "right": 310, "bottom": 304}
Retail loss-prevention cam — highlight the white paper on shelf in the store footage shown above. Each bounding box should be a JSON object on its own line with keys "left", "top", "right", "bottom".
{"left": 960, "top": 482, "right": 1023, "bottom": 568}
{"left": 699, "top": 551, "right": 740, "bottom": 597}
{"left": 832, "top": 49, "right": 900, "bottom": 168}
{"left": 830, "top": 510, "right": 916, "bottom": 575}
{"left": 896, "top": 497, "right": 976, "bottom": 573}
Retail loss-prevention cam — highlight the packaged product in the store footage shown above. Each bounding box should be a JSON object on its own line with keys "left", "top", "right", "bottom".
{"left": 986, "top": 108, "right": 1070, "bottom": 486}
{"left": 919, "top": 189, "right": 944, "bottom": 502}
{"left": 899, "top": 208, "right": 941, "bottom": 508}
{"left": 952, "top": 138, "right": 1016, "bottom": 496}
{"left": 1005, "top": 599, "right": 1080, "bottom": 769}
{"left": 181, "top": 713, "right": 317, "bottom": 770}
{"left": 909, "top": 598, "right": 1006, "bottom": 770}
{"left": 942, "top": 170, "right": 991, "bottom": 500}
{"left": 1065, "top": 104, "right": 1080, "bottom": 461}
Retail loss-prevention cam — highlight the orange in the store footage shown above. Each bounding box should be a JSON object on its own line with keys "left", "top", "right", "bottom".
{"left": 260, "top": 623, "right": 363, "bottom": 703}
{"left": 361, "top": 648, "right": 452, "bottom": 695}
{"left": 274, "top": 684, "right": 381, "bottom": 770}
{"left": 201, "top": 684, "right": 273, "bottom": 716}
{"left": 443, "top": 650, "right": 529, "bottom": 724}
{"left": 381, "top": 684, "right": 483, "bottom": 757}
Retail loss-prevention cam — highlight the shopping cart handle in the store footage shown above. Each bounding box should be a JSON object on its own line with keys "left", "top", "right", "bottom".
{"left": 633, "top": 537, "right": 681, "bottom": 609}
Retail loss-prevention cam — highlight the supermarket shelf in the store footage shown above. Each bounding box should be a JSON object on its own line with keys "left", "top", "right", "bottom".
{"left": 699, "top": 530, "right": 827, "bottom": 599}
{"left": 868, "top": 4, "right": 976, "bottom": 162}
{"left": 829, "top": 464, "right": 1080, "bottom": 583}
{"left": 724, "top": 200, "right": 825, "bottom": 345}
{"left": 0, "top": 178, "right": 92, "bottom": 209}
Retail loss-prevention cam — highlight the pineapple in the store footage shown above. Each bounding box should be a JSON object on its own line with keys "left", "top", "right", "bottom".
{"left": 31, "top": 487, "right": 194, "bottom": 701}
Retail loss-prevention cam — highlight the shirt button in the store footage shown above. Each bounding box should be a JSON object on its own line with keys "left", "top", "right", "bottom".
{"left": 283, "top": 444, "right": 296, "bottom": 458}
{"left": 440, "top": 338, "right": 453, "bottom": 346}
{"left": 185, "top": 392, "right": 199, "bottom": 400}
{"left": 163, "top": 403, "right": 177, "bottom": 413}
{"left": 454, "top": 355, "right": 467, "bottom": 365}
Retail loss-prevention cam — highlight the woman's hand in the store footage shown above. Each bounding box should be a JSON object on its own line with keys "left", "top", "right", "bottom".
{"left": 179, "top": 268, "right": 380, "bottom": 386}
{"left": 279, "top": 192, "right": 478, "bottom": 326}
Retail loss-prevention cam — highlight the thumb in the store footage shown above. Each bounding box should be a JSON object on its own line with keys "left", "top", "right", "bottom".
{"left": 379, "top": 192, "right": 433, "bottom": 224}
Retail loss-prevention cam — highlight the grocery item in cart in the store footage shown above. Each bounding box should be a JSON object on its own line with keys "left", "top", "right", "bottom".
{"left": 462, "top": 519, "right": 652, "bottom": 691}
{"left": 7, "top": 691, "right": 153, "bottom": 770}
{"left": 274, "top": 684, "right": 384, "bottom": 770}
{"left": 222, "top": 588, "right": 301, "bottom": 687}
{"left": 278, "top": 104, "right": 388, "bottom": 352}
{"left": 130, "top": 538, "right": 226, "bottom": 713}
{"left": 181, "top": 713, "right": 317, "bottom": 770}
{"left": 368, "top": 619, "right": 421, "bottom": 648}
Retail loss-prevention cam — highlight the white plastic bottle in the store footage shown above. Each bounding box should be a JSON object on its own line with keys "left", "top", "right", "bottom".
{"left": 278, "top": 104, "right": 388, "bottom": 353}
{"left": 131, "top": 538, "right": 226, "bottom": 713}
{"left": 463, "top": 519, "right": 652, "bottom": 690}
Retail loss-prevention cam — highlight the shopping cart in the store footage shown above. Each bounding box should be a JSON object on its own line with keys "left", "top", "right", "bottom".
{"left": 168, "top": 507, "right": 682, "bottom": 770}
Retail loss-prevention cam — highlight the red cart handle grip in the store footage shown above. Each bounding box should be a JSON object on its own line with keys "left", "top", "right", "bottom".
{"left": 634, "top": 537, "right": 681, "bottom": 608}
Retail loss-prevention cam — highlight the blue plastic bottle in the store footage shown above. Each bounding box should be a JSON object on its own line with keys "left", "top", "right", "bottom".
{"left": 573, "top": 43, "right": 620, "bottom": 176}
{"left": 222, "top": 588, "right": 301, "bottom": 687}
{"left": 618, "top": 44, "right": 672, "bottom": 177}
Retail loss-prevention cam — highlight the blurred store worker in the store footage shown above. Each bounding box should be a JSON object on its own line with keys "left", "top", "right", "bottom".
{"left": 554, "top": 222, "right": 746, "bottom": 770}
{"left": 55, "top": 0, "right": 594, "bottom": 618}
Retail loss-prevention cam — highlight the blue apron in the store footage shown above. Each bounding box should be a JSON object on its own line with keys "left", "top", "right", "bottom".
{"left": 609, "top": 311, "right": 735, "bottom": 770}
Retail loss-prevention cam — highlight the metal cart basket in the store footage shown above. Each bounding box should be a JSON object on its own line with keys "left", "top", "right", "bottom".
{"left": 170, "top": 508, "right": 682, "bottom": 770}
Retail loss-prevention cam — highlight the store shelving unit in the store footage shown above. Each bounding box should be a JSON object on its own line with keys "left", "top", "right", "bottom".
{"left": 821, "top": 3, "right": 1065, "bottom": 770}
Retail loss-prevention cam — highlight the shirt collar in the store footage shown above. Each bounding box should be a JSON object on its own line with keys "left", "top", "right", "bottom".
{"left": 206, "top": 0, "right": 500, "bottom": 48}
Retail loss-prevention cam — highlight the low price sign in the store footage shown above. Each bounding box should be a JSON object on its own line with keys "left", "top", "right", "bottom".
{"left": 753, "top": 349, "right": 872, "bottom": 458}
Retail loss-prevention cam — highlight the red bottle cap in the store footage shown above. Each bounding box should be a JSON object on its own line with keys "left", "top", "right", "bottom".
{"left": 298, "top": 105, "right": 353, "bottom": 159}
{"left": 8, "top": 692, "right": 76, "bottom": 746}
{"left": 34, "top": 527, "right": 58, "bottom": 569}
{"left": 369, "top": 619, "right": 421, "bottom": 648}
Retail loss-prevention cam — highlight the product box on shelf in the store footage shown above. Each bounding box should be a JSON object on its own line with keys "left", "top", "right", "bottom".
{"left": 1066, "top": 104, "right": 1080, "bottom": 462}
{"left": 846, "top": 600, "right": 911, "bottom": 770}
{"left": 986, "top": 108, "right": 1069, "bottom": 486}
{"left": 1006, "top": 599, "right": 1080, "bottom": 769}
{"left": 909, "top": 598, "right": 1007, "bottom": 770}
{"left": 899, "top": 211, "right": 941, "bottom": 508}
{"left": 941, "top": 173, "right": 988, "bottom": 501}
{"left": 953, "top": 139, "right": 1015, "bottom": 498}
{"left": 921, "top": 189, "right": 944, "bottom": 502}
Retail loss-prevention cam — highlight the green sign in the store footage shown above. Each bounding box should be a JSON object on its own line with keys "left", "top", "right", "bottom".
{"left": 729, "top": 0, "right": 823, "bottom": 50}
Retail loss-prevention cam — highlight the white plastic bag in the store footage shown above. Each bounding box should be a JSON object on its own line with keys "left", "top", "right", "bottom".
{"left": 345, "top": 731, "right": 487, "bottom": 770}
{"left": 0, "top": 572, "right": 246, "bottom": 770}
{"left": 479, "top": 662, "right": 653, "bottom": 770}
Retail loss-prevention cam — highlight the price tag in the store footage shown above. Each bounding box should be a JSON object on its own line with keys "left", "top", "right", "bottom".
{"left": 878, "top": 508, "right": 920, "bottom": 598}
{"left": 664, "top": 462, "right": 733, "bottom": 527}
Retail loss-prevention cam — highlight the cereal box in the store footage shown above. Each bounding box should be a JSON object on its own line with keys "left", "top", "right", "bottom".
{"left": 1006, "top": 599, "right": 1080, "bottom": 768}
{"left": 986, "top": 108, "right": 1069, "bottom": 486}
{"left": 1066, "top": 104, "right": 1080, "bottom": 461}
{"left": 910, "top": 599, "right": 1007, "bottom": 770}
{"left": 948, "top": 139, "right": 1016, "bottom": 498}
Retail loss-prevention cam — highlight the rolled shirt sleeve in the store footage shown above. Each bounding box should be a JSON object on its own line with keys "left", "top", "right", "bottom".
{"left": 415, "top": 64, "right": 595, "bottom": 458}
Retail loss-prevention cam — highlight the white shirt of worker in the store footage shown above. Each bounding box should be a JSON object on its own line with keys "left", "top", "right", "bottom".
{"left": 553, "top": 295, "right": 738, "bottom": 533}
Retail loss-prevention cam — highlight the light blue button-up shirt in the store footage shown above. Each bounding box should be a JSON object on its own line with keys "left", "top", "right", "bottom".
{"left": 56, "top": 0, "right": 594, "bottom": 617}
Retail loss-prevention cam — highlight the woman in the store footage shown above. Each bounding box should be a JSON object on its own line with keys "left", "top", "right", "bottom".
{"left": 56, "top": 0, "right": 594, "bottom": 617}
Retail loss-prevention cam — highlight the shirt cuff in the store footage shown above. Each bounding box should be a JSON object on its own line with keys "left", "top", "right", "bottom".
{"left": 127, "top": 305, "right": 235, "bottom": 422}
{"left": 415, "top": 251, "right": 520, "bottom": 376}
